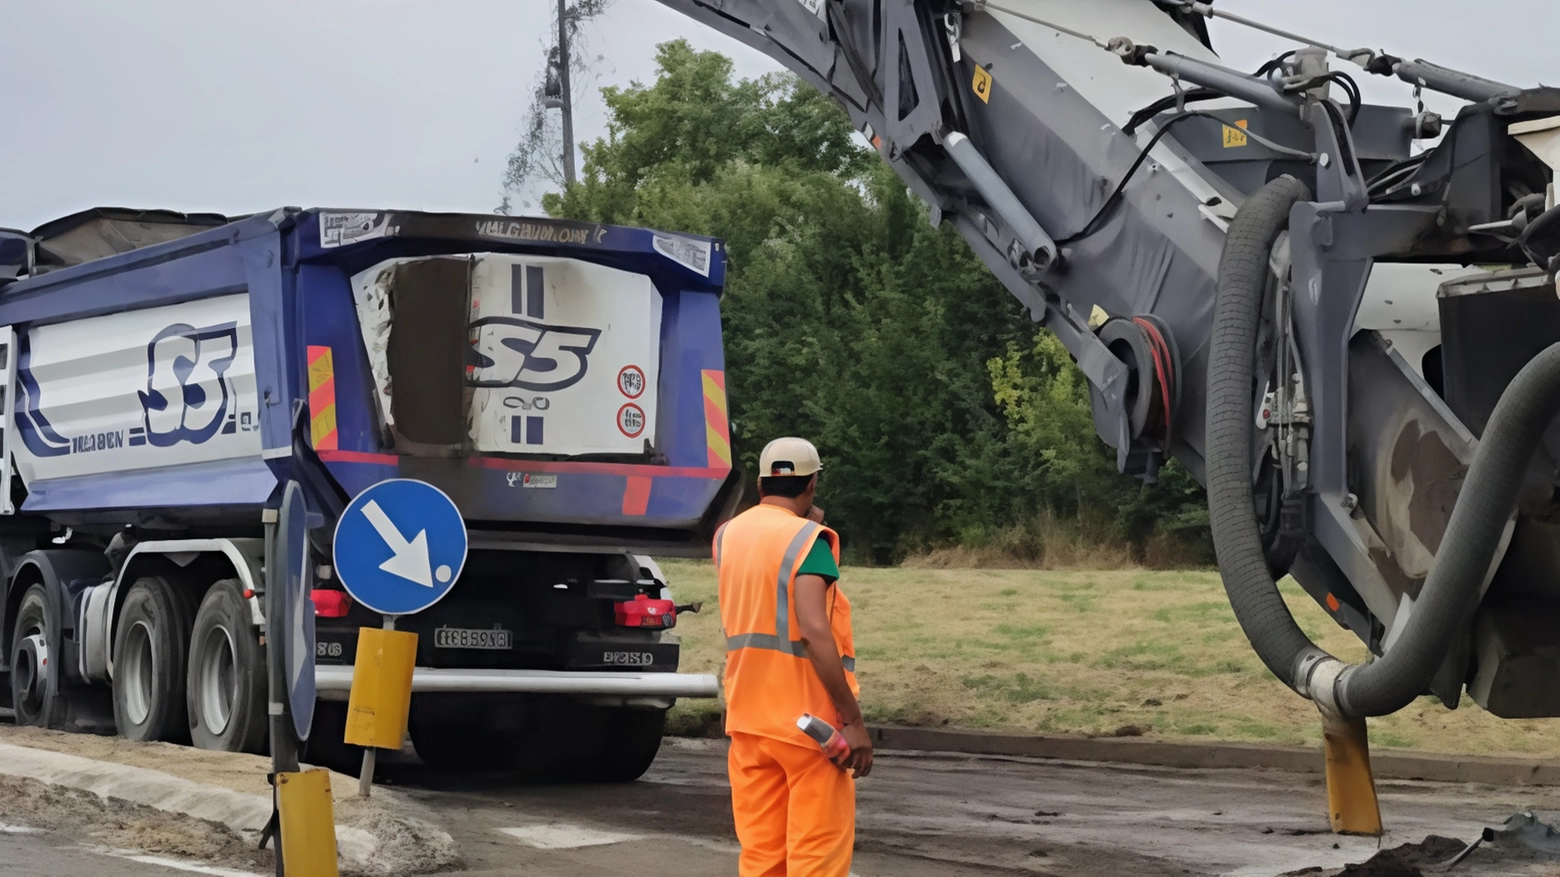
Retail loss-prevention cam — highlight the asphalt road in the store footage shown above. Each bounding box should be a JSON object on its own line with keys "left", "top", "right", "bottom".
{"left": 7, "top": 737, "right": 1560, "bottom": 876}
{"left": 369, "top": 738, "right": 1560, "bottom": 877}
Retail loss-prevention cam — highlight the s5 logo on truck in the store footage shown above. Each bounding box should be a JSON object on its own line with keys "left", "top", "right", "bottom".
{"left": 138, "top": 323, "right": 240, "bottom": 447}
{"left": 468, "top": 317, "right": 601, "bottom": 392}
{"left": 15, "top": 318, "right": 256, "bottom": 460}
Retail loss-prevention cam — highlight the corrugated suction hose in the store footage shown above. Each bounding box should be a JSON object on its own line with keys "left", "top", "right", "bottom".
{"left": 1206, "top": 175, "right": 1560, "bottom": 716}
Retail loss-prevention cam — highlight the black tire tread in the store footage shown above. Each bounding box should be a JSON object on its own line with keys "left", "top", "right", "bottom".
{"left": 187, "top": 579, "right": 268, "bottom": 753}
{"left": 9, "top": 585, "right": 54, "bottom": 727}
{"left": 112, "top": 576, "right": 197, "bottom": 744}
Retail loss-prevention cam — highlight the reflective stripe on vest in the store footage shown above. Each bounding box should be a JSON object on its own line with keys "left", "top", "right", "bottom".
{"left": 724, "top": 520, "right": 856, "bottom": 672}
{"left": 727, "top": 632, "right": 856, "bottom": 673}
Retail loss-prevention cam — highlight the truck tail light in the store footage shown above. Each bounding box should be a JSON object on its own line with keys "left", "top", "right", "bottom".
{"left": 312, "top": 590, "right": 352, "bottom": 618}
{"left": 614, "top": 594, "right": 676, "bottom": 629}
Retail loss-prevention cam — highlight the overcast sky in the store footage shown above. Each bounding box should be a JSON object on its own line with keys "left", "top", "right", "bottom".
{"left": 2, "top": 1, "right": 1555, "bottom": 231}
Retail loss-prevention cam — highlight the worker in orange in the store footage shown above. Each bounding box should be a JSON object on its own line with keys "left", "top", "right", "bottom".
{"left": 714, "top": 436, "right": 871, "bottom": 877}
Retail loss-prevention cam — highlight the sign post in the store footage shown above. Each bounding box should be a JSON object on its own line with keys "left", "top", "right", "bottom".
{"left": 266, "top": 480, "right": 339, "bottom": 876}
{"left": 333, "top": 479, "right": 467, "bottom": 796}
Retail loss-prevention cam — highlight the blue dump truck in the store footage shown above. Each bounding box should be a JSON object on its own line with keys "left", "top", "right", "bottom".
{"left": 0, "top": 207, "right": 741, "bottom": 781}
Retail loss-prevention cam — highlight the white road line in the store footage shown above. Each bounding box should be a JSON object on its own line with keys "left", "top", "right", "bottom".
{"left": 93, "top": 848, "right": 263, "bottom": 877}
{"left": 497, "top": 824, "right": 858, "bottom": 872}
{"left": 667, "top": 835, "right": 741, "bottom": 855}
{"left": 0, "top": 823, "right": 42, "bottom": 834}
{"left": 497, "top": 824, "right": 644, "bottom": 849}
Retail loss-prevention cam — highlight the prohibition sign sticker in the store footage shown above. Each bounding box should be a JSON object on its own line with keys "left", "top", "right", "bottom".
{"left": 617, "top": 403, "right": 646, "bottom": 438}
{"left": 618, "top": 364, "right": 646, "bottom": 399}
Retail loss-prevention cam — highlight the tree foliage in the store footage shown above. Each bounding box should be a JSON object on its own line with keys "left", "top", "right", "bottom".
{"left": 543, "top": 40, "right": 1210, "bottom": 564}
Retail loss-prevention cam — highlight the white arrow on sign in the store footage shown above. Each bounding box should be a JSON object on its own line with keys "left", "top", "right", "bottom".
{"left": 360, "top": 499, "right": 433, "bottom": 587}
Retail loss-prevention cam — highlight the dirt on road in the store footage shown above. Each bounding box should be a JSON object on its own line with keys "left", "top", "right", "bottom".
{"left": 0, "top": 773, "right": 271, "bottom": 873}
{"left": 0, "top": 723, "right": 459, "bottom": 875}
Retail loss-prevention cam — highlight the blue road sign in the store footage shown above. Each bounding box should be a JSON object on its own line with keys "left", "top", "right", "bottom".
{"left": 333, "top": 479, "right": 468, "bottom": 617}
{"left": 277, "top": 480, "right": 315, "bottom": 740}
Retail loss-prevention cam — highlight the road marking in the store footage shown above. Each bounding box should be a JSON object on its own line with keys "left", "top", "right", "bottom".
{"left": 0, "top": 823, "right": 42, "bottom": 833}
{"left": 667, "top": 835, "right": 741, "bottom": 854}
{"left": 497, "top": 824, "right": 643, "bottom": 849}
{"left": 92, "top": 847, "right": 262, "bottom": 876}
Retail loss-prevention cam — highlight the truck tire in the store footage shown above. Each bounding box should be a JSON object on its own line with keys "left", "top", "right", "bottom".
{"left": 303, "top": 701, "right": 367, "bottom": 776}
{"left": 518, "top": 703, "right": 667, "bottom": 783}
{"left": 9, "top": 585, "right": 60, "bottom": 728}
{"left": 409, "top": 710, "right": 507, "bottom": 773}
{"left": 186, "top": 580, "right": 267, "bottom": 753}
{"left": 585, "top": 706, "right": 666, "bottom": 783}
{"left": 112, "top": 577, "right": 196, "bottom": 744}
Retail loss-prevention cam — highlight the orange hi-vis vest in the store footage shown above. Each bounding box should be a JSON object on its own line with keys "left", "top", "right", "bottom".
{"left": 714, "top": 503, "right": 858, "bottom": 745}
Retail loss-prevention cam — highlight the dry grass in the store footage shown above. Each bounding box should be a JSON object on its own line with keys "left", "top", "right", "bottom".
{"left": 903, "top": 511, "right": 1211, "bottom": 570}
{"left": 903, "top": 510, "right": 1137, "bottom": 570}
{"left": 903, "top": 542, "right": 1134, "bottom": 571}
{"left": 662, "top": 561, "right": 1560, "bottom": 757}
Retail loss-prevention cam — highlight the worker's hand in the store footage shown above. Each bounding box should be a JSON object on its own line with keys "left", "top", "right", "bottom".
{"left": 839, "top": 719, "right": 873, "bottom": 778}
{"left": 807, "top": 504, "right": 825, "bottom": 524}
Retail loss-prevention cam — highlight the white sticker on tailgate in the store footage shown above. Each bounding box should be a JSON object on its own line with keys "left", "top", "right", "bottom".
{"left": 652, "top": 234, "right": 712, "bottom": 277}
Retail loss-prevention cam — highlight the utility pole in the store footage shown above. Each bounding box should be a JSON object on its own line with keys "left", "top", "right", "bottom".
{"left": 557, "top": 0, "right": 577, "bottom": 186}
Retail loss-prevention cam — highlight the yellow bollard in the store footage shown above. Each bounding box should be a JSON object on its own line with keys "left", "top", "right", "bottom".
{"left": 345, "top": 626, "right": 417, "bottom": 748}
{"left": 344, "top": 626, "right": 417, "bottom": 796}
{"left": 1320, "top": 708, "right": 1383, "bottom": 836}
{"left": 276, "top": 768, "right": 339, "bottom": 876}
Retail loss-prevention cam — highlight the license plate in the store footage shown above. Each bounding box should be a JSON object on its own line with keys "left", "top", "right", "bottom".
{"left": 434, "top": 627, "right": 514, "bottom": 650}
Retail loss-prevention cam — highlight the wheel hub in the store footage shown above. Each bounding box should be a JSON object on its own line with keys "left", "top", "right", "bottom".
{"left": 15, "top": 633, "right": 48, "bottom": 708}
{"left": 120, "top": 620, "right": 155, "bottom": 726}
{"left": 196, "top": 624, "right": 237, "bottom": 736}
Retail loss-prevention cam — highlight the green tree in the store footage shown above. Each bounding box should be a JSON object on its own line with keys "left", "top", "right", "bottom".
{"left": 544, "top": 39, "right": 1209, "bottom": 564}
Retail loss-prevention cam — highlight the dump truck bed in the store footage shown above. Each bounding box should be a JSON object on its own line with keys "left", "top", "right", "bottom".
{"left": 0, "top": 207, "right": 739, "bottom": 552}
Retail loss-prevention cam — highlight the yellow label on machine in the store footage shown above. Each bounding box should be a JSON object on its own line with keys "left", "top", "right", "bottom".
{"left": 277, "top": 768, "right": 339, "bottom": 876}
{"left": 1223, "top": 119, "right": 1249, "bottom": 148}
{"left": 344, "top": 627, "right": 418, "bottom": 750}
{"left": 972, "top": 64, "right": 992, "bottom": 103}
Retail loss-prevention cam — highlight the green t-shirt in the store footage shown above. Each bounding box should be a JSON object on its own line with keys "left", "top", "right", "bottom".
{"left": 796, "top": 538, "right": 839, "bottom": 584}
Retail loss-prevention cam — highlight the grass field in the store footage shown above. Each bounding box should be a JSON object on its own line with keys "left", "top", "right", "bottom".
{"left": 661, "top": 561, "right": 1560, "bottom": 757}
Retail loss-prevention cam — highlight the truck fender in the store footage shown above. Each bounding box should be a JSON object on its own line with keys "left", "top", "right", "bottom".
{"left": 105, "top": 539, "right": 266, "bottom": 680}
{"left": 3, "top": 550, "right": 112, "bottom": 688}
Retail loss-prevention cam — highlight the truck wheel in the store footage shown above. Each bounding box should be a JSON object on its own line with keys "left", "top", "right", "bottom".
{"left": 588, "top": 707, "right": 667, "bottom": 783}
{"left": 9, "top": 585, "right": 59, "bottom": 728}
{"left": 302, "top": 701, "right": 366, "bottom": 776}
{"left": 112, "top": 577, "right": 196, "bottom": 744}
{"left": 409, "top": 711, "right": 505, "bottom": 772}
{"left": 187, "top": 580, "right": 266, "bottom": 753}
{"left": 518, "top": 703, "right": 667, "bottom": 783}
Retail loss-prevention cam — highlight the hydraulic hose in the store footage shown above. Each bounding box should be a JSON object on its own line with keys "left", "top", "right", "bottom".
{"left": 1206, "top": 176, "right": 1329, "bottom": 698}
{"left": 1207, "top": 175, "right": 1560, "bottom": 717}
{"left": 1335, "top": 339, "right": 1560, "bottom": 715}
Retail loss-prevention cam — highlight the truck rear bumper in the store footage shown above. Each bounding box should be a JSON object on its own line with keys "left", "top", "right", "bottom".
{"left": 313, "top": 666, "right": 720, "bottom": 700}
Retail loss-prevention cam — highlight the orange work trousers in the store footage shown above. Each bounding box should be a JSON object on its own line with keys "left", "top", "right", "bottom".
{"left": 728, "top": 732, "right": 856, "bottom": 877}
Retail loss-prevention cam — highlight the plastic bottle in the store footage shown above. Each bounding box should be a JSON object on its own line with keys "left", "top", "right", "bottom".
{"left": 797, "top": 713, "right": 850, "bottom": 760}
